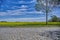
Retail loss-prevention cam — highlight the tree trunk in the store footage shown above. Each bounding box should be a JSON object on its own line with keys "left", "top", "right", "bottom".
{"left": 46, "top": 0, "right": 48, "bottom": 25}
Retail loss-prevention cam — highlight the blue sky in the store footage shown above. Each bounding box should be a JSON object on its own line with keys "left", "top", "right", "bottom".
{"left": 0, "top": 0, "right": 60, "bottom": 22}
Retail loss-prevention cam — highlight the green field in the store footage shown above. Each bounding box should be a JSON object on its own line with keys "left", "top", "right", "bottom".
{"left": 0, "top": 22, "right": 60, "bottom": 27}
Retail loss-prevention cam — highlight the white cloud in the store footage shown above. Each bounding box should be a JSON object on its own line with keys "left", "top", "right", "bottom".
{"left": 0, "top": 8, "right": 43, "bottom": 16}
{"left": 18, "top": 1, "right": 25, "bottom": 4}
{"left": 0, "top": 12, "right": 7, "bottom": 16}
{"left": 0, "top": 11, "right": 43, "bottom": 16}
{"left": 18, "top": 0, "right": 36, "bottom": 4}
{"left": 0, "top": 0, "right": 38, "bottom": 16}
{"left": 20, "top": 5, "right": 27, "bottom": 8}
{"left": 0, "top": 17, "right": 45, "bottom": 22}
{"left": 30, "top": 0, "right": 36, "bottom": 3}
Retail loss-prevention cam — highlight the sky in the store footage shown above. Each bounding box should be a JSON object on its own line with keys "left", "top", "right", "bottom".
{"left": 0, "top": 0, "right": 60, "bottom": 22}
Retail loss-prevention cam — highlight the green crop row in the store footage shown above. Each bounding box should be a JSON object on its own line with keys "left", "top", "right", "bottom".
{"left": 0, "top": 22, "right": 60, "bottom": 27}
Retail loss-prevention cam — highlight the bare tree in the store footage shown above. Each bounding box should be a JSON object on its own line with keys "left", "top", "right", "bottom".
{"left": 35, "top": 0, "right": 60, "bottom": 25}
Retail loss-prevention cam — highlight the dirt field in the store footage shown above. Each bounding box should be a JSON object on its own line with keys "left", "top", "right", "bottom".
{"left": 0, "top": 27, "right": 60, "bottom": 40}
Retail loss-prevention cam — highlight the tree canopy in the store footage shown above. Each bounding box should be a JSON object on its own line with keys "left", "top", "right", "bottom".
{"left": 35, "top": 0, "right": 60, "bottom": 11}
{"left": 48, "top": 15, "right": 60, "bottom": 22}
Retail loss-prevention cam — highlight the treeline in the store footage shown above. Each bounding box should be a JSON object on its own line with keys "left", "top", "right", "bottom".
{"left": 48, "top": 15, "right": 60, "bottom": 22}
{"left": 0, "top": 21, "right": 7, "bottom": 22}
{"left": 0, "top": 15, "right": 60, "bottom": 22}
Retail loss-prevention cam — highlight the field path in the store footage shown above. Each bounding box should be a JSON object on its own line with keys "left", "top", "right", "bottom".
{"left": 0, "top": 27, "right": 60, "bottom": 40}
